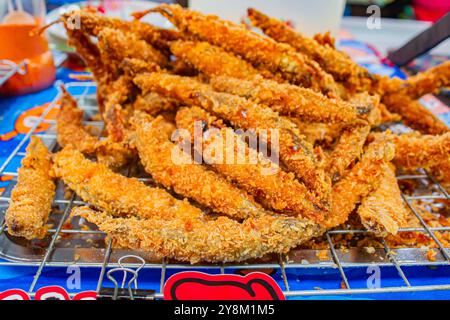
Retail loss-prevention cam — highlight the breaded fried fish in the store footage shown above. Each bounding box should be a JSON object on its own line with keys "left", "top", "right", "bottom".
{"left": 382, "top": 94, "right": 449, "bottom": 135}
{"left": 248, "top": 8, "right": 372, "bottom": 91}
{"left": 384, "top": 61, "right": 450, "bottom": 99}
{"left": 97, "top": 28, "right": 169, "bottom": 73}
{"left": 134, "top": 72, "right": 331, "bottom": 203}
{"left": 326, "top": 123, "right": 371, "bottom": 182}
{"left": 57, "top": 86, "right": 99, "bottom": 154}
{"left": 175, "top": 106, "right": 326, "bottom": 222}
{"left": 135, "top": 4, "right": 340, "bottom": 96}
{"left": 391, "top": 132, "right": 450, "bottom": 170}
{"left": 357, "top": 163, "right": 409, "bottom": 236}
{"left": 53, "top": 146, "right": 201, "bottom": 220}
{"left": 170, "top": 40, "right": 273, "bottom": 80}
{"left": 210, "top": 76, "right": 364, "bottom": 123}
{"left": 57, "top": 87, "right": 133, "bottom": 168}
{"left": 327, "top": 134, "right": 396, "bottom": 228}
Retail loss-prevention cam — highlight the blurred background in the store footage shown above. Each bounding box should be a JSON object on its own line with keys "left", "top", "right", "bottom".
{"left": 42, "top": 0, "right": 450, "bottom": 59}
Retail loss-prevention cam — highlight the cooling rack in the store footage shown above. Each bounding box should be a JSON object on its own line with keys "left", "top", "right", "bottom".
{"left": 0, "top": 82, "right": 449, "bottom": 299}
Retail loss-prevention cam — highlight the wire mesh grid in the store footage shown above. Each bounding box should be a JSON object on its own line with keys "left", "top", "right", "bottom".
{"left": 0, "top": 82, "right": 449, "bottom": 299}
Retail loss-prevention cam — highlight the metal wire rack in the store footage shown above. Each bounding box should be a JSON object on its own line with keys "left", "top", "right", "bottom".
{"left": 0, "top": 82, "right": 449, "bottom": 299}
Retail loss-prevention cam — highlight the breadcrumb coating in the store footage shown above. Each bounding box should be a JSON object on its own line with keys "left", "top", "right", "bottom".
{"left": 346, "top": 92, "right": 384, "bottom": 126}
{"left": 430, "top": 160, "right": 450, "bottom": 185}
{"left": 73, "top": 206, "right": 321, "bottom": 264}
{"left": 326, "top": 123, "right": 371, "bottom": 182}
{"left": 288, "top": 120, "right": 344, "bottom": 146}
{"left": 5, "top": 137, "right": 55, "bottom": 240}
{"left": 57, "top": 86, "right": 134, "bottom": 168}
{"left": 56, "top": 86, "right": 99, "bottom": 154}
{"left": 175, "top": 107, "right": 327, "bottom": 222}
{"left": 382, "top": 94, "right": 449, "bottom": 135}
{"left": 357, "top": 164, "right": 409, "bottom": 236}
{"left": 97, "top": 28, "right": 169, "bottom": 72}
{"left": 65, "top": 24, "right": 107, "bottom": 82}
{"left": 62, "top": 9, "right": 181, "bottom": 52}
{"left": 313, "top": 31, "right": 336, "bottom": 48}
{"left": 170, "top": 40, "right": 274, "bottom": 80}
{"left": 327, "top": 134, "right": 396, "bottom": 228}
{"left": 101, "top": 75, "right": 134, "bottom": 143}
{"left": 53, "top": 146, "right": 201, "bottom": 220}
{"left": 132, "top": 92, "right": 179, "bottom": 116}
{"left": 248, "top": 9, "right": 449, "bottom": 102}
{"left": 384, "top": 61, "right": 450, "bottom": 99}
{"left": 131, "top": 111, "right": 263, "bottom": 220}
{"left": 134, "top": 72, "right": 331, "bottom": 203}
{"left": 392, "top": 132, "right": 450, "bottom": 170}
{"left": 40, "top": 7, "right": 449, "bottom": 260}
{"left": 137, "top": 4, "right": 340, "bottom": 96}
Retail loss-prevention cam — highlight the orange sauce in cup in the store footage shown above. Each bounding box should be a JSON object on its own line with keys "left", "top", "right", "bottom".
{"left": 0, "top": 20, "right": 56, "bottom": 96}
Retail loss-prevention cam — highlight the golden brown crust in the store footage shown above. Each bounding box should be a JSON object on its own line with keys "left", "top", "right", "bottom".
{"left": 56, "top": 87, "right": 99, "bottom": 154}
{"left": 43, "top": 7, "right": 450, "bottom": 260}
{"left": 170, "top": 41, "right": 269, "bottom": 80}
{"left": 382, "top": 94, "right": 449, "bottom": 135}
{"left": 132, "top": 92, "right": 179, "bottom": 116}
{"left": 430, "top": 160, "right": 450, "bottom": 185}
{"left": 101, "top": 75, "right": 134, "bottom": 143}
{"left": 175, "top": 107, "right": 326, "bottom": 222}
{"left": 74, "top": 206, "right": 321, "bottom": 264}
{"left": 327, "top": 134, "right": 396, "bottom": 228}
{"left": 210, "top": 76, "right": 363, "bottom": 123}
{"left": 291, "top": 121, "right": 343, "bottom": 146}
{"left": 134, "top": 72, "right": 331, "bottom": 203}
{"left": 248, "top": 8, "right": 373, "bottom": 91}
{"left": 385, "top": 61, "right": 450, "bottom": 99}
{"left": 56, "top": 87, "right": 133, "bottom": 168}
{"left": 65, "top": 25, "right": 108, "bottom": 82}
{"left": 357, "top": 163, "right": 409, "bottom": 236}
{"left": 97, "top": 28, "right": 169, "bottom": 73}
{"left": 131, "top": 111, "right": 263, "bottom": 220}
{"left": 62, "top": 9, "right": 181, "bottom": 52}
{"left": 326, "top": 123, "right": 371, "bottom": 182}
{"left": 392, "top": 132, "right": 450, "bottom": 170}
{"left": 313, "top": 31, "right": 335, "bottom": 48}
{"left": 346, "top": 92, "right": 383, "bottom": 126}
{"left": 5, "top": 137, "right": 55, "bottom": 240}
{"left": 53, "top": 146, "right": 203, "bottom": 220}
{"left": 141, "top": 4, "right": 339, "bottom": 96}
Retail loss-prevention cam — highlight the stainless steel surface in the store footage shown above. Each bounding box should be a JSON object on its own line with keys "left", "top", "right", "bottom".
{"left": 0, "top": 82, "right": 449, "bottom": 298}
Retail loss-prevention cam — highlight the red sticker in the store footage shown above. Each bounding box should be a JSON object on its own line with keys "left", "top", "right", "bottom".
{"left": 164, "top": 271, "right": 285, "bottom": 300}
{"left": 34, "top": 286, "right": 71, "bottom": 300}
{"left": 0, "top": 289, "right": 30, "bottom": 300}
